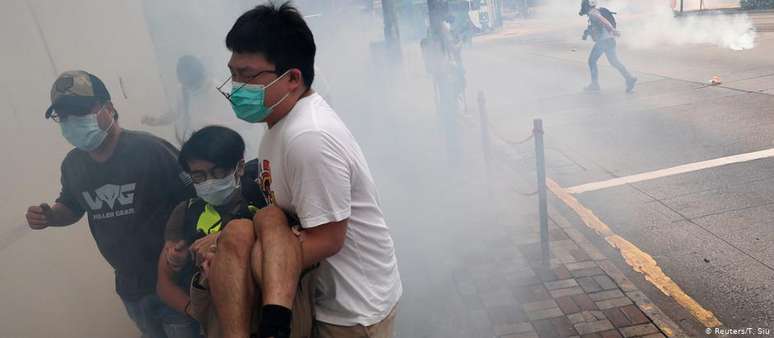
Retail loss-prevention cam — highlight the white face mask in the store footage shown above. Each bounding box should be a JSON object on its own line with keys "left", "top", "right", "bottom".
{"left": 194, "top": 174, "right": 238, "bottom": 206}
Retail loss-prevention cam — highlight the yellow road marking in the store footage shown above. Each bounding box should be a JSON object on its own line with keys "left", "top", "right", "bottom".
{"left": 547, "top": 178, "right": 723, "bottom": 329}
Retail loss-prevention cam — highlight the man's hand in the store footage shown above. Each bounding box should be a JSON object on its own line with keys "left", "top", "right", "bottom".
{"left": 164, "top": 240, "right": 189, "bottom": 272}
{"left": 26, "top": 203, "right": 53, "bottom": 230}
{"left": 141, "top": 115, "right": 169, "bottom": 126}
{"left": 141, "top": 115, "right": 161, "bottom": 126}
{"left": 142, "top": 111, "right": 177, "bottom": 126}
{"left": 200, "top": 251, "right": 216, "bottom": 281}
{"left": 190, "top": 232, "right": 219, "bottom": 267}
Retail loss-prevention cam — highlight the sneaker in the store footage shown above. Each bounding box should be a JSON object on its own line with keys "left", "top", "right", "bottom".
{"left": 584, "top": 83, "right": 600, "bottom": 92}
{"left": 626, "top": 77, "right": 638, "bottom": 93}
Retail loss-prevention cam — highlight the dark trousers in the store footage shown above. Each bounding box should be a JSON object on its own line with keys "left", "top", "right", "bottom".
{"left": 123, "top": 294, "right": 202, "bottom": 338}
{"left": 588, "top": 38, "right": 633, "bottom": 85}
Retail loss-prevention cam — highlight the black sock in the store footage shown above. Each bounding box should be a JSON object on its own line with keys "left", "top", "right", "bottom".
{"left": 259, "top": 304, "right": 292, "bottom": 338}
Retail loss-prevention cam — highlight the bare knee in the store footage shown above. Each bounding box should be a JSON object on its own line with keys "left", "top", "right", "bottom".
{"left": 218, "top": 219, "right": 256, "bottom": 257}
{"left": 253, "top": 205, "right": 289, "bottom": 238}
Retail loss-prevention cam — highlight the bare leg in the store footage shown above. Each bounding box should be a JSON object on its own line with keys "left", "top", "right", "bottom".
{"left": 210, "top": 220, "right": 256, "bottom": 338}
{"left": 251, "top": 233, "right": 263, "bottom": 290}
{"left": 253, "top": 205, "right": 303, "bottom": 309}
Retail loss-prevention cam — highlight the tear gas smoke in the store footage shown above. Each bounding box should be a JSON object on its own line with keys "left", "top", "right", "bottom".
{"left": 540, "top": 0, "right": 756, "bottom": 51}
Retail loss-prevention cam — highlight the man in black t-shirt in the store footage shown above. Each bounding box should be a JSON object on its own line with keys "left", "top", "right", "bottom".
{"left": 25, "top": 70, "right": 200, "bottom": 338}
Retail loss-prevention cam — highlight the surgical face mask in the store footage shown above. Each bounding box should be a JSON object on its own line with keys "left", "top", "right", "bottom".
{"left": 60, "top": 106, "right": 113, "bottom": 151}
{"left": 194, "top": 174, "right": 238, "bottom": 206}
{"left": 230, "top": 71, "right": 291, "bottom": 123}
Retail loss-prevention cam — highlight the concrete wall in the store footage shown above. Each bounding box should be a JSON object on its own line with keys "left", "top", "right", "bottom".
{"left": 0, "top": 0, "right": 169, "bottom": 214}
{"left": 0, "top": 1, "right": 168, "bottom": 336}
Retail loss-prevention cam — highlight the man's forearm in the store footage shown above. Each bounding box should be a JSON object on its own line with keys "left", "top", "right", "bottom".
{"left": 158, "top": 279, "right": 190, "bottom": 315}
{"left": 156, "top": 111, "right": 178, "bottom": 125}
{"left": 47, "top": 203, "right": 81, "bottom": 227}
{"left": 157, "top": 256, "right": 191, "bottom": 315}
{"left": 300, "top": 236, "right": 333, "bottom": 269}
{"left": 299, "top": 220, "right": 348, "bottom": 269}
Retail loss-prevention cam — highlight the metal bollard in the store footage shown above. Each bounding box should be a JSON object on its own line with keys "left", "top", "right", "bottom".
{"left": 477, "top": 91, "right": 493, "bottom": 197}
{"left": 534, "top": 119, "right": 550, "bottom": 265}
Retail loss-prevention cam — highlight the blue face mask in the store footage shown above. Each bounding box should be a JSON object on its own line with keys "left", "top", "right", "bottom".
{"left": 230, "top": 71, "right": 290, "bottom": 123}
{"left": 60, "top": 107, "right": 113, "bottom": 151}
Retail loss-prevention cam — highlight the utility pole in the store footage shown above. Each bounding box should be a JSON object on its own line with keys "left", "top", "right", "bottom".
{"left": 494, "top": 0, "right": 504, "bottom": 28}
{"left": 521, "top": 0, "right": 529, "bottom": 19}
{"left": 381, "top": 0, "right": 400, "bottom": 46}
{"left": 381, "top": 0, "right": 402, "bottom": 62}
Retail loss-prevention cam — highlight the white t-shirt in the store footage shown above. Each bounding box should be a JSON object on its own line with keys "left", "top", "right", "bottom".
{"left": 257, "top": 93, "right": 402, "bottom": 326}
{"left": 174, "top": 82, "right": 263, "bottom": 159}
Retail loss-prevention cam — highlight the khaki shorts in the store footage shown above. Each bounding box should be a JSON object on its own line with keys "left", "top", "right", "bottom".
{"left": 189, "top": 269, "right": 316, "bottom": 338}
{"left": 313, "top": 304, "right": 398, "bottom": 338}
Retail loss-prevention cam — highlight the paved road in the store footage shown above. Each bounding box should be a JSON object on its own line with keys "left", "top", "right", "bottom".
{"left": 459, "top": 15, "right": 774, "bottom": 336}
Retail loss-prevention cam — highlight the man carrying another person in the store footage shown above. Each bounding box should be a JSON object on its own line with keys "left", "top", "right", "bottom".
{"left": 205, "top": 3, "right": 403, "bottom": 338}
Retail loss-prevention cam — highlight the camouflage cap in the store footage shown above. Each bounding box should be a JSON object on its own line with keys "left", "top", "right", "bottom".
{"left": 45, "top": 70, "right": 111, "bottom": 119}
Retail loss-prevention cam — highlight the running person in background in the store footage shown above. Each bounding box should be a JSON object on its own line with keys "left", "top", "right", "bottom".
{"left": 579, "top": 0, "right": 637, "bottom": 93}
{"left": 143, "top": 55, "right": 262, "bottom": 159}
{"left": 25, "top": 70, "right": 200, "bottom": 338}
{"left": 157, "top": 126, "right": 315, "bottom": 338}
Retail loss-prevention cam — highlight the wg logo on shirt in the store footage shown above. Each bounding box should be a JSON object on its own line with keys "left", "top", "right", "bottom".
{"left": 83, "top": 183, "right": 136, "bottom": 215}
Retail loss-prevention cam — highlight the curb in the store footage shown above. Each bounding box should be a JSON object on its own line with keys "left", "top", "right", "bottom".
{"left": 548, "top": 204, "right": 689, "bottom": 338}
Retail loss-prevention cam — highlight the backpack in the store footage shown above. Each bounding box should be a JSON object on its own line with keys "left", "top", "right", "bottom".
{"left": 599, "top": 7, "right": 617, "bottom": 28}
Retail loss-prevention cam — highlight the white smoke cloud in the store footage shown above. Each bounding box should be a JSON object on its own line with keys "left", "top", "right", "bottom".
{"left": 605, "top": 0, "right": 757, "bottom": 51}
{"left": 537, "top": 0, "right": 756, "bottom": 51}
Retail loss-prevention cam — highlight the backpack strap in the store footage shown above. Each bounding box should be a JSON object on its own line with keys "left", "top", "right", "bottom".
{"left": 598, "top": 8, "right": 617, "bottom": 29}
{"left": 182, "top": 198, "right": 207, "bottom": 244}
{"left": 230, "top": 200, "right": 257, "bottom": 222}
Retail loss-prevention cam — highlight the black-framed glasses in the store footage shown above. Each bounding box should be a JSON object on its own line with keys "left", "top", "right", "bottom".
{"left": 49, "top": 111, "right": 71, "bottom": 123}
{"left": 49, "top": 105, "right": 100, "bottom": 123}
{"left": 189, "top": 167, "right": 234, "bottom": 184}
{"left": 216, "top": 70, "right": 278, "bottom": 103}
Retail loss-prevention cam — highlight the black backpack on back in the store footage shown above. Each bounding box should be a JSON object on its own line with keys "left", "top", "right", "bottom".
{"left": 599, "top": 7, "right": 617, "bottom": 28}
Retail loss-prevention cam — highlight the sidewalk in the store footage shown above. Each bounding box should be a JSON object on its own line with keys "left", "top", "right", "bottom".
{"left": 451, "top": 192, "right": 686, "bottom": 337}
{"left": 441, "top": 91, "right": 688, "bottom": 337}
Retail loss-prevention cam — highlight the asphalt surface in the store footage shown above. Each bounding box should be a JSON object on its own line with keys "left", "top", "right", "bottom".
{"left": 460, "top": 13, "right": 774, "bottom": 336}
